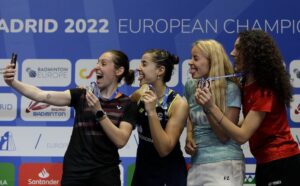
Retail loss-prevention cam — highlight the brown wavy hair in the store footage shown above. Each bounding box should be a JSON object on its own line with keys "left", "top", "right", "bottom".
{"left": 237, "top": 30, "right": 292, "bottom": 107}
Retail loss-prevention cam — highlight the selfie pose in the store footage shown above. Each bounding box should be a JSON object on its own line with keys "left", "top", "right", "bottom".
{"left": 3, "top": 50, "right": 136, "bottom": 186}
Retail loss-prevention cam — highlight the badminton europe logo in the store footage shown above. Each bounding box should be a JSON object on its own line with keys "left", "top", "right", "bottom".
{"left": 290, "top": 95, "right": 300, "bottom": 123}
{"left": 294, "top": 103, "right": 300, "bottom": 115}
{"left": 290, "top": 60, "right": 300, "bottom": 88}
{"left": 26, "top": 68, "right": 37, "bottom": 78}
{"left": 25, "top": 101, "right": 50, "bottom": 113}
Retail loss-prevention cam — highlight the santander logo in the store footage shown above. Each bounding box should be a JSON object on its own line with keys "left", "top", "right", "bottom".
{"left": 38, "top": 168, "right": 50, "bottom": 179}
{"left": 19, "top": 163, "right": 62, "bottom": 186}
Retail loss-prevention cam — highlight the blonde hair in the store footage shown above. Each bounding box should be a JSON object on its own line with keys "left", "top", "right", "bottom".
{"left": 193, "top": 40, "right": 237, "bottom": 113}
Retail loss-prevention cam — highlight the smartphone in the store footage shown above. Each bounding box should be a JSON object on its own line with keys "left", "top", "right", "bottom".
{"left": 10, "top": 53, "right": 17, "bottom": 69}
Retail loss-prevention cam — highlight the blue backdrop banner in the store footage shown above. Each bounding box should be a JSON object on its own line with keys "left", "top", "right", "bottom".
{"left": 1, "top": 0, "right": 300, "bottom": 185}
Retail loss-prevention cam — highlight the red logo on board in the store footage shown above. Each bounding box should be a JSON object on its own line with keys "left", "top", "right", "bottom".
{"left": 19, "top": 163, "right": 62, "bottom": 186}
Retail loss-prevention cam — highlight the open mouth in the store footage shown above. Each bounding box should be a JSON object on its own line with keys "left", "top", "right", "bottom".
{"left": 96, "top": 74, "right": 103, "bottom": 80}
{"left": 138, "top": 73, "right": 144, "bottom": 81}
{"left": 189, "top": 67, "right": 197, "bottom": 73}
{"left": 189, "top": 66, "right": 199, "bottom": 76}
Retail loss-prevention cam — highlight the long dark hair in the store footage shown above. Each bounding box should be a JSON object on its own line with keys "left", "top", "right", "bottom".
{"left": 143, "top": 49, "right": 179, "bottom": 83}
{"left": 237, "top": 30, "right": 292, "bottom": 107}
{"left": 108, "top": 50, "right": 135, "bottom": 85}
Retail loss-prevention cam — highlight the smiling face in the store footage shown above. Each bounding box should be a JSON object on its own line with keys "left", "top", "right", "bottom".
{"left": 188, "top": 45, "right": 210, "bottom": 79}
{"left": 95, "top": 52, "right": 119, "bottom": 89}
{"left": 137, "top": 53, "right": 162, "bottom": 86}
{"left": 230, "top": 37, "right": 243, "bottom": 72}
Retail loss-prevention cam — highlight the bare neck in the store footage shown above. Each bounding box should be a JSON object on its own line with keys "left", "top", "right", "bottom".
{"left": 100, "top": 83, "right": 118, "bottom": 98}
{"left": 154, "top": 81, "right": 167, "bottom": 99}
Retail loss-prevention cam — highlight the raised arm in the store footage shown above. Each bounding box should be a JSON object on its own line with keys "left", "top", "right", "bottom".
{"left": 3, "top": 64, "right": 71, "bottom": 106}
{"left": 148, "top": 95, "right": 189, "bottom": 157}
{"left": 85, "top": 91, "right": 136, "bottom": 148}
{"left": 199, "top": 87, "right": 265, "bottom": 144}
{"left": 130, "top": 84, "right": 149, "bottom": 103}
{"left": 100, "top": 119, "right": 134, "bottom": 149}
{"left": 205, "top": 106, "right": 240, "bottom": 143}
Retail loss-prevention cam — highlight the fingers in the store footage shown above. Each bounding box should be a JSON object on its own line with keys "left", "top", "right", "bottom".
{"left": 144, "top": 89, "right": 156, "bottom": 97}
{"left": 3, "top": 65, "right": 16, "bottom": 80}
{"left": 195, "top": 90, "right": 201, "bottom": 101}
{"left": 5, "top": 64, "right": 16, "bottom": 71}
{"left": 184, "top": 145, "right": 191, "bottom": 154}
{"left": 185, "top": 137, "right": 197, "bottom": 155}
{"left": 142, "top": 90, "right": 156, "bottom": 102}
{"left": 85, "top": 91, "right": 100, "bottom": 109}
{"left": 190, "top": 139, "right": 197, "bottom": 149}
{"left": 202, "top": 87, "right": 210, "bottom": 94}
{"left": 195, "top": 87, "right": 211, "bottom": 103}
{"left": 195, "top": 89, "right": 206, "bottom": 105}
{"left": 85, "top": 91, "right": 93, "bottom": 107}
{"left": 142, "top": 90, "right": 158, "bottom": 113}
{"left": 77, "top": 85, "right": 85, "bottom": 89}
{"left": 184, "top": 142, "right": 196, "bottom": 155}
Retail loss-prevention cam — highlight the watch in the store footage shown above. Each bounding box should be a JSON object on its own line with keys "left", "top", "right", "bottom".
{"left": 95, "top": 110, "right": 106, "bottom": 122}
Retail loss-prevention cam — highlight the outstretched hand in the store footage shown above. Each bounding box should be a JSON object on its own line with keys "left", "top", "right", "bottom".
{"left": 3, "top": 64, "right": 16, "bottom": 85}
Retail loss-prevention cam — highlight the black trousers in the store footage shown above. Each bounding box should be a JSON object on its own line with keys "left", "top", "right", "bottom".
{"left": 255, "top": 154, "right": 300, "bottom": 186}
{"left": 61, "top": 165, "right": 121, "bottom": 186}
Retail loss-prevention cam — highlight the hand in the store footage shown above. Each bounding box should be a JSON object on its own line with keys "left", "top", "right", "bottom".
{"left": 76, "top": 85, "right": 85, "bottom": 89}
{"left": 142, "top": 89, "right": 157, "bottom": 114}
{"left": 195, "top": 87, "right": 214, "bottom": 109}
{"left": 85, "top": 90, "right": 102, "bottom": 113}
{"left": 3, "top": 64, "right": 16, "bottom": 85}
{"left": 185, "top": 135, "right": 197, "bottom": 155}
